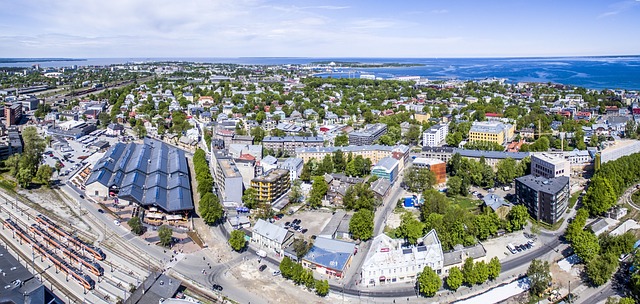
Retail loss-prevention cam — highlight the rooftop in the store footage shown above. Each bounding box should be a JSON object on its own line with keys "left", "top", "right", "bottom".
{"left": 412, "top": 157, "right": 445, "bottom": 166}
{"left": 470, "top": 121, "right": 511, "bottom": 134}
{"left": 516, "top": 174, "right": 569, "bottom": 194}
{"left": 217, "top": 158, "right": 242, "bottom": 178}
{"left": 252, "top": 169, "right": 289, "bottom": 183}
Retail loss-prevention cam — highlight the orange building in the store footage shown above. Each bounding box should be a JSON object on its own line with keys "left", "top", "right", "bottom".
{"left": 412, "top": 157, "right": 447, "bottom": 184}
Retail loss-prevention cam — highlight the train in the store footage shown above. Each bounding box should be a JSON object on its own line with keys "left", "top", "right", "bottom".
{"left": 30, "top": 224, "right": 104, "bottom": 276}
{"left": 3, "top": 218, "right": 95, "bottom": 290}
{"left": 35, "top": 215, "right": 106, "bottom": 260}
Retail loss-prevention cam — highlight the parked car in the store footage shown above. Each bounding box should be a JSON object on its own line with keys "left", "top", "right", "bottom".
{"left": 301, "top": 228, "right": 308, "bottom": 234}
{"left": 97, "top": 209, "right": 104, "bottom": 213}
{"left": 284, "top": 221, "right": 291, "bottom": 227}
{"left": 259, "top": 265, "right": 267, "bottom": 272}
{"left": 212, "top": 284, "right": 223, "bottom": 291}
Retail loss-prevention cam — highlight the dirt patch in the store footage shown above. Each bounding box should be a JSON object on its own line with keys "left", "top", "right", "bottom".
{"left": 16, "top": 186, "right": 91, "bottom": 233}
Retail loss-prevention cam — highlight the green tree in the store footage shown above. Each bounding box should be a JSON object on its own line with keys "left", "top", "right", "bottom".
{"left": 5, "top": 154, "right": 20, "bottom": 177}
{"left": 333, "top": 150, "right": 345, "bottom": 172}
{"left": 572, "top": 230, "right": 600, "bottom": 262}
{"left": 488, "top": 256, "right": 501, "bottom": 280}
{"left": 405, "top": 125, "right": 422, "bottom": 144}
{"left": 158, "top": 226, "right": 173, "bottom": 247}
{"left": 250, "top": 126, "right": 266, "bottom": 143}
{"left": 315, "top": 279, "right": 329, "bottom": 297}
{"left": 462, "top": 257, "right": 477, "bottom": 286}
{"left": 34, "top": 165, "right": 54, "bottom": 187}
{"left": 16, "top": 167, "right": 34, "bottom": 188}
{"left": 128, "top": 216, "right": 144, "bottom": 235}
{"left": 527, "top": 259, "right": 551, "bottom": 296}
{"left": 242, "top": 188, "right": 259, "bottom": 209}
{"left": 308, "top": 176, "right": 328, "bottom": 208}
{"left": 403, "top": 168, "right": 436, "bottom": 192}
{"left": 397, "top": 213, "right": 424, "bottom": 245}
{"left": 349, "top": 209, "right": 374, "bottom": 241}
{"left": 417, "top": 266, "right": 441, "bottom": 297}
{"left": 583, "top": 176, "right": 616, "bottom": 216}
{"left": 496, "top": 157, "right": 519, "bottom": 185}
{"left": 507, "top": 205, "right": 529, "bottom": 230}
{"left": 586, "top": 253, "right": 618, "bottom": 286}
{"left": 474, "top": 260, "right": 489, "bottom": 284}
{"left": 292, "top": 238, "right": 311, "bottom": 260}
{"left": 229, "top": 229, "right": 246, "bottom": 251}
{"left": 446, "top": 266, "right": 463, "bottom": 291}
{"left": 446, "top": 176, "right": 464, "bottom": 197}
{"left": 334, "top": 133, "right": 349, "bottom": 146}
{"left": 198, "top": 192, "right": 223, "bottom": 225}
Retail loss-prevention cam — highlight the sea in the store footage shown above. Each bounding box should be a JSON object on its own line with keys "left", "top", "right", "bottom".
{"left": 1, "top": 56, "right": 639, "bottom": 91}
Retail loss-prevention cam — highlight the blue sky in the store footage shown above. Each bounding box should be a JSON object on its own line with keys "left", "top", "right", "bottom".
{"left": 1, "top": 0, "right": 639, "bottom": 58}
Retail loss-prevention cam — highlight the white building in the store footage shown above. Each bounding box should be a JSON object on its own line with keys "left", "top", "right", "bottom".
{"left": 361, "top": 229, "right": 444, "bottom": 286}
{"left": 531, "top": 153, "right": 571, "bottom": 179}
{"left": 251, "top": 219, "right": 294, "bottom": 253}
{"left": 422, "top": 124, "right": 448, "bottom": 147}
{"left": 278, "top": 158, "right": 304, "bottom": 182}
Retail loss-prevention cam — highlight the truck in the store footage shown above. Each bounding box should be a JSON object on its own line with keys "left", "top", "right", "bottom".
{"left": 256, "top": 250, "right": 267, "bottom": 258}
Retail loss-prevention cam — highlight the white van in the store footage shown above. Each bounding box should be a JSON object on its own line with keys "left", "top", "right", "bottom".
{"left": 257, "top": 250, "right": 267, "bottom": 258}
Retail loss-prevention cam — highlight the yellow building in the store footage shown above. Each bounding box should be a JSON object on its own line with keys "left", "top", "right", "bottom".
{"left": 468, "top": 121, "right": 515, "bottom": 145}
{"left": 251, "top": 169, "right": 291, "bottom": 203}
{"left": 295, "top": 145, "right": 410, "bottom": 169}
{"left": 414, "top": 112, "right": 431, "bottom": 123}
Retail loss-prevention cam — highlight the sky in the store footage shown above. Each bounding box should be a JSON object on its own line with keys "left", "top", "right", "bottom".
{"left": 1, "top": 0, "right": 639, "bottom": 58}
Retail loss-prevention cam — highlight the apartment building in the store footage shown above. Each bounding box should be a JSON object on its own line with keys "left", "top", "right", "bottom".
{"left": 296, "top": 144, "right": 410, "bottom": 165}
{"left": 468, "top": 121, "right": 515, "bottom": 145}
{"left": 515, "top": 175, "right": 570, "bottom": 225}
{"left": 348, "top": 123, "right": 387, "bottom": 146}
{"left": 531, "top": 153, "right": 570, "bottom": 179}
{"left": 251, "top": 169, "right": 291, "bottom": 203}
{"left": 214, "top": 157, "right": 244, "bottom": 204}
{"left": 5, "top": 103, "right": 22, "bottom": 126}
{"left": 262, "top": 136, "right": 324, "bottom": 154}
{"left": 422, "top": 124, "right": 448, "bottom": 147}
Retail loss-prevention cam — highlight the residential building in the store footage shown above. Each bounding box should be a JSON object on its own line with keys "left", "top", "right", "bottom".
{"left": 420, "top": 146, "right": 455, "bottom": 163}
{"left": 349, "top": 123, "right": 387, "bottom": 145}
{"left": 361, "top": 230, "right": 444, "bottom": 286}
{"left": 296, "top": 144, "right": 410, "bottom": 165}
{"left": 106, "top": 123, "right": 124, "bottom": 137}
{"left": 531, "top": 153, "right": 570, "bottom": 179}
{"left": 442, "top": 244, "right": 487, "bottom": 274}
{"left": 371, "top": 157, "right": 399, "bottom": 182}
{"left": 5, "top": 103, "right": 21, "bottom": 126}
{"left": 252, "top": 219, "right": 294, "bottom": 254}
{"left": 262, "top": 136, "right": 324, "bottom": 154}
{"left": 214, "top": 157, "right": 244, "bottom": 204}
{"left": 515, "top": 175, "right": 570, "bottom": 225}
{"left": 277, "top": 157, "right": 304, "bottom": 182}
{"left": 482, "top": 194, "right": 513, "bottom": 219}
{"left": 411, "top": 158, "right": 446, "bottom": 184}
{"left": 468, "top": 121, "right": 515, "bottom": 145}
{"left": 251, "top": 169, "right": 291, "bottom": 203}
{"left": 422, "top": 124, "right": 448, "bottom": 147}
{"left": 302, "top": 237, "right": 355, "bottom": 279}
{"left": 85, "top": 138, "right": 194, "bottom": 213}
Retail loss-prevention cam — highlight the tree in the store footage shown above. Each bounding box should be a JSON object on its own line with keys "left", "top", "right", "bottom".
{"left": 586, "top": 253, "right": 618, "bottom": 286}
{"left": 446, "top": 266, "right": 463, "bottom": 291}
{"left": 405, "top": 125, "right": 422, "bottom": 144}
{"left": 496, "top": 158, "right": 519, "bottom": 185}
{"left": 308, "top": 176, "right": 328, "bottom": 208}
{"left": 16, "top": 167, "right": 34, "bottom": 188}
{"left": 403, "top": 168, "right": 436, "bottom": 192}
{"left": 292, "top": 238, "right": 311, "bottom": 260}
{"left": 488, "top": 257, "right": 501, "bottom": 280}
{"left": 335, "top": 133, "right": 349, "bottom": 146}
{"left": 135, "top": 119, "right": 147, "bottom": 138}
{"left": 571, "top": 230, "right": 600, "bottom": 262}
{"left": 462, "top": 257, "right": 477, "bottom": 286}
{"left": 474, "top": 260, "right": 489, "bottom": 284}
{"left": 229, "top": 229, "right": 246, "bottom": 251}
{"left": 446, "top": 132, "right": 463, "bottom": 147}
{"left": 34, "top": 165, "right": 54, "bottom": 187}
{"left": 507, "top": 205, "right": 529, "bottom": 231}
{"left": 333, "top": 150, "right": 345, "bottom": 172}
{"left": 527, "top": 259, "right": 551, "bottom": 296}
{"left": 289, "top": 182, "right": 304, "bottom": 204}
{"left": 198, "top": 192, "right": 223, "bottom": 225}
{"left": 128, "top": 216, "right": 144, "bottom": 235}
{"left": 242, "top": 188, "right": 259, "bottom": 209}
{"left": 397, "top": 213, "right": 424, "bottom": 245}
{"left": 446, "top": 176, "right": 464, "bottom": 197}
{"left": 158, "top": 226, "right": 173, "bottom": 247}
{"left": 417, "top": 266, "right": 441, "bottom": 297}
{"left": 349, "top": 209, "right": 374, "bottom": 241}
{"left": 300, "top": 161, "right": 313, "bottom": 182}
{"left": 250, "top": 126, "right": 266, "bottom": 143}
{"left": 315, "top": 279, "right": 329, "bottom": 296}
{"left": 583, "top": 176, "right": 616, "bottom": 216}
{"left": 5, "top": 154, "right": 20, "bottom": 177}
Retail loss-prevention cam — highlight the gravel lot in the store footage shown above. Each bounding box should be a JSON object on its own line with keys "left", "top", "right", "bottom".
{"left": 480, "top": 230, "right": 532, "bottom": 261}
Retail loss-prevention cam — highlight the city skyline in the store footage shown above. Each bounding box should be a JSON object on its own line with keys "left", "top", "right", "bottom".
{"left": 1, "top": 0, "right": 640, "bottom": 58}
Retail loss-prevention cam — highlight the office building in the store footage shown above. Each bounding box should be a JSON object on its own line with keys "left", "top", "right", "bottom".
{"left": 422, "top": 124, "right": 448, "bottom": 147}
{"left": 515, "top": 175, "right": 570, "bottom": 225}
{"left": 349, "top": 123, "right": 387, "bottom": 146}
{"left": 412, "top": 157, "right": 446, "bottom": 184}
{"left": 262, "top": 136, "right": 324, "bottom": 154}
{"left": 531, "top": 153, "right": 570, "bottom": 179}
{"left": 5, "top": 103, "right": 21, "bottom": 126}
{"left": 251, "top": 169, "right": 291, "bottom": 203}
{"left": 371, "top": 157, "right": 399, "bottom": 182}
{"left": 214, "top": 158, "right": 244, "bottom": 203}
{"left": 468, "top": 121, "right": 515, "bottom": 145}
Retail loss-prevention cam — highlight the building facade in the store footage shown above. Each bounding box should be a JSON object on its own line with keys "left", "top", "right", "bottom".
{"left": 371, "top": 157, "right": 400, "bottom": 182}
{"left": 468, "top": 121, "right": 515, "bottom": 145}
{"left": 251, "top": 169, "right": 291, "bottom": 203}
{"left": 277, "top": 157, "right": 304, "bottom": 182}
{"left": 262, "top": 136, "right": 324, "bottom": 154}
{"left": 411, "top": 157, "right": 447, "bottom": 184}
{"left": 348, "top": 123, "right": 387, "bottom": 146}
{"left": 5, "top": 103, "right": 21, "bottom": 126}
{"left": 531, "top": 153, "right": 571, "bottom": 179}
{"left": 214, "top": 157, "right": 244, "bottom": 203}
{"left": 252, "top": 219, "right": 294, "bottom": 253}
{"left": 515, "top": 175, "right": 570, "bottom": 225}
{"left": 422, "top": 124, "right": 448, "bottom": 147}
{"left": 296, "top": 144, "right": 410, "bottom": 165}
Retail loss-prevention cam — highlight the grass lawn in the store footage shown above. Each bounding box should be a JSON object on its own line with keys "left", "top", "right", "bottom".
{"left": 451, "top": 196, "right": 481, "bottom": 211}
{"left": 567, "top": 192, "right": 581, "bottom": 212}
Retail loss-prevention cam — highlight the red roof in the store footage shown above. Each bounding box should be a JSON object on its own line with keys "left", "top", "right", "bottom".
{"left": 239, "top": 154, "right": 256, "bottom": 161}
{"left": 485, "top": 113, "right": 503, "bottom": 117}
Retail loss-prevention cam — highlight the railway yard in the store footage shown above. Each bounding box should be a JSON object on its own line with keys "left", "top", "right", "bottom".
{"left": 0, "top": 190, "right": 150, "bottom": 303}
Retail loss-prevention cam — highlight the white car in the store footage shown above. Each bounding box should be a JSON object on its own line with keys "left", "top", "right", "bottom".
{"left": 114, "top": 220, "right": 120, "bottom": 226}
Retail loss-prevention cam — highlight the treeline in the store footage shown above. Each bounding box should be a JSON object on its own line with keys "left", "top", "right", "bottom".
{"left": 4, "top": 126, "right": 53, "bottom": 188}
{"left": 279, "top": 257, "right": 329, "bottom": 297}
{"left": 583, "top": 152, "right": 640, "bottom": 215}
{"left": 193, "top": 149, "right": 223, "bottom": 224}
{"left": 446, "top": 154, "right": 530, "bottom": 197}
{"left": 300, "top": 151, "right": 372, "bottom": 181}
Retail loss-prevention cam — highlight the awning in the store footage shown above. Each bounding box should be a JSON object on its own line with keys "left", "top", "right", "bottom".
{"left": 379, "top": 276, "right": 386, "bottom": 281}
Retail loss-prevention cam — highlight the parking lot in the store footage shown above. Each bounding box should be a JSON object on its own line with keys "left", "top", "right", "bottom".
{"left": 276, "top": 209, "right": 334, "bottom": 240}
{"left": 480, "top": 230, "right": 533, "bottom": 261}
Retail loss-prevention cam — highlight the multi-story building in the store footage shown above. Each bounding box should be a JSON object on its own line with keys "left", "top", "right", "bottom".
{"left": 412, "top": 158, "right": 446, "bottom": 184}
{"left": 262, "top": 136, "right": 324, "bottom": 154}
{"left": 531, "top": 153, "right": 570, "bottom": 179}
{"left": 252, "top": 219, "right": 294, "bottom": 254}
{"left": 214, "top": 157, "right": 244, "bottom": 204}
{"left": 361, "top": 229, "right": 444, "bottom": 286}
{"left": 422, "top": 124, "right": 448, "bottom": 147}
{"left": 515, "top": 175, "right": 570, "bottom": 225}
{"left": 468, "top": 121, "right": 515, "bottom": 145}
{"left": 371, "top": 157, "right": 400, "bottom": 182}
{"left": 277, "top": 157, "right": 304, "bottom": 182}
{"left": 296, "top": 144, "right": 410, "bottom": 165}
{"left": 4, "top": 103, "right": 21, "bottom": 126}
{"left": 251, "top": 169, "right": 291, "bottom": 203}
{"left": 349, "top": 123, "right": 387, "bottom": 146}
